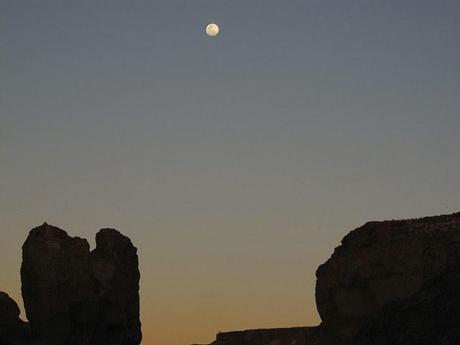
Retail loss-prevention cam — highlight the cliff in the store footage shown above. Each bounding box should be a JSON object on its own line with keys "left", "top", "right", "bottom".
{"left": 316, "top": 212, "right": 460, "bottom": 343}
{"left": 208, "top": 212, "right": 460, "bottom": 345}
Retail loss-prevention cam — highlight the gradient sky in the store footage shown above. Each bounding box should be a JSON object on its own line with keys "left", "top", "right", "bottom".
{"left": 1, "top": 1, "right": 459, "bottom": 345}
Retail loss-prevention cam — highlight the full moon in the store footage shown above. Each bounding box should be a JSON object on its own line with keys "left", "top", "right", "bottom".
{"left": 206, "top": 23, "right": 220, "bottom": 37}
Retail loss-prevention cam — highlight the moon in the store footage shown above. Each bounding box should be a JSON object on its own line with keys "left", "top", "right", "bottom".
{"left": 206, "top": 23, "right": 220, "bottom": 37}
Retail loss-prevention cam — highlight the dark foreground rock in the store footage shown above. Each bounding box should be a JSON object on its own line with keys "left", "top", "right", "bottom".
{"left": 1, "top": 212, "right": 459, "bottom": 345}
{"left": 21, "top": 224, "right": 94, "bottom": 345}
{"left": 17, "top": 223, "right": 141, "bottom": 345}
{"left": 0, "top": 292, "right": 29, "bottom": 345}
{"left": 90, "top": 229, "right": 142, "bottom": 345}
{"left": 206, "top": 212, "right": 460, "bottom": 345}
{"left": 316, "top": 212, "right": 460, "bottom": 343}
{"left": 351, "top": 267, "right": 460, "bottom": 345}
{"left": 210, "top": 327, "right": 321, "bottom": 345}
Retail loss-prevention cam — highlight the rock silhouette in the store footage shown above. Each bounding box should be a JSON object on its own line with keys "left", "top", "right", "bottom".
{"left": 352, "top": 267, "right": 460, "bottom": 345}
{"left": 208, "top": 212, "right": 460, "bottom": 345}
{"left": 0, "top": 292, "right": 29, "bottom": 345}
{"left": 0, "top": 223, "right": 141, "bottom": 345}
{"left": 316, "top": 212, "right": 460, "bottom": 342}
{"left": 209, "top": 327, "right": 321, "bottom": 345}
{"left": 1, "top": 213, "right": 459, "bottom": 345}
{"left": 89, "top": 229, "right": 142, "bottom": 345}
{"left": 21, "top": 224, "right": 94, "bottom": 345}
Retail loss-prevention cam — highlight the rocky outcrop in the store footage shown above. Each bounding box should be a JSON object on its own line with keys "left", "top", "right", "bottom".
{"left": 209, "top": 327, "right": 321, "bottom": 345}
{"left": 203, "top": 212, "right": 460, "bottom": 345}
{"left": 2, "top": 212, "right": 459, "bottom": 345}
{"left": 315, "top": 212, "right": 460, "bottom": 341}
{"left": 21, "top": 224, "right": 94, "bottom": 345}
{"left": 89, "top": 229, "right": 142, "bottom": 345}
{"left": 19, "top": 223, "right": 141, "bottom": 345}
{"left": 0, "top": 292, "right": 29, "bottom": 345}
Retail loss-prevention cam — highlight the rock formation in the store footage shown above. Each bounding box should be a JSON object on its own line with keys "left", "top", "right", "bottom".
{"left": 17, "top": 223, "right": 141, "bottom": 345}
{"left": 315, "top": 212, "right": 460, "bottom": 342}
{"left": 1, "top": 212, "right": 459, "bottom": 345}
{"left": 209, "top": 327, "right": 321, "bottom": 345}
{"left": 207, "top": 212, "right": 460, "bottom": 345}
{"left": 0, "top": 292, "right": 29, "bottom": 345}
{"left": 21, "top": 224, "right": 94, "bottom": 345}
{"left": 89, "top": 229, "right": 142, "bottom": 345}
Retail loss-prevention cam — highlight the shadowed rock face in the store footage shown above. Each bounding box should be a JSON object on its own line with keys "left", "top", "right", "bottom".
{"left": 315, "top": 212, "right": 460, "bottom": 341}
{"left": 0, "top": 292, "right": 29, "bottom": 345}
{"left": 205, "top": 212, "right": 460, "bottom": 345}
{"left": 90, "top": 229, "right": 142, "bottom": 345}
{"left": 21, "top": 224, "right": 93, "bottom": 345}
{"left": 352, "top": 268, "right": 460, "bottom": 345}
{"left": 20, "top": 223, "right": 141, "bottom": 345}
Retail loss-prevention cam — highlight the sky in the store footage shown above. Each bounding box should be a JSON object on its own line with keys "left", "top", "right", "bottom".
{"left": 1, "top": 1, "right": 459, "bottom": 344}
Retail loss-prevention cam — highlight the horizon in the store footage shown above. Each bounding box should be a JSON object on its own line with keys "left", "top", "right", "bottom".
{"left": 1, "top": 1, "right": 459, "bottom": 345}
